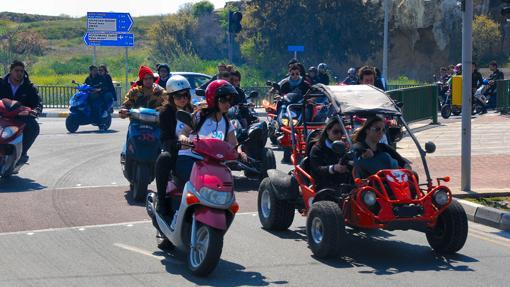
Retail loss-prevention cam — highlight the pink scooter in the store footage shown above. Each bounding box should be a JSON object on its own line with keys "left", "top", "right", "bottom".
{"left": 146, "top": 117, "right": 240, "bottom": 276}
{"left": 0, "top": 98, "right": 35, "bottom": 178}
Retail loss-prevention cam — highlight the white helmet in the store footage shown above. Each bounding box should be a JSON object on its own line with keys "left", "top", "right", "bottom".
{"left": 166, "top": 75, "right": 191, "bottom": 94}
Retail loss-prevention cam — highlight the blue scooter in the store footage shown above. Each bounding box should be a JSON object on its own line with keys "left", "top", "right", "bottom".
{"left": 120, "top": 108, "right": 161, "bottom": 202}
{"left": 65, "top": 81, "right": 113, "bottom": 133}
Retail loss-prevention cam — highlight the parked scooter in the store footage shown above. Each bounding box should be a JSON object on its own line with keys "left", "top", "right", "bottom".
{"left": 120, "top": 108, "right": 161, "bottom": 202}
{"left": 441, "top": 80, "right": 489, "bottom": 119}
{"left": 65, "top": 81, "right": 113, "bottom": 133}
{"left": 146, "top": 111, "right": 239, "bottom": 277}
{"left": 227, "top": 91, "right": 276, "bottom": 179}
{"left": 0, "top": 99, "right": 36, "bottom": 178}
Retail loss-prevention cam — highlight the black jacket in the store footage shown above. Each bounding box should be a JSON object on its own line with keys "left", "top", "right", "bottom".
{"left": 158, "top": 104, "right": 178, "bottom": 152}
{"left": 0, "top": 73, "right": 43, "bottom": 114}
{"left": 317, "top": 73, "right": 330, "bottom": 85}
{"left": 472, "top": 70, "right": 483, "bottom": 90}
{"left": 353, "top": 142, "right": 407, "bottom": 178}
{"left": 279, "top": 77, "right": 310, "bottom": 96}
{"left": 309, "top": 141, "right": 351, "bottom": 190}
{"left": 101, "top": 74, "right": 117, "bottom": 100}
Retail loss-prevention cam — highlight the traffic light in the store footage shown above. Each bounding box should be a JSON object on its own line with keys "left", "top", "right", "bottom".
{"left": 228, "top": 11, "right": 242, "bottom": 34}
{"left": 503, "top": 0, "right": 510, "bottom": 17}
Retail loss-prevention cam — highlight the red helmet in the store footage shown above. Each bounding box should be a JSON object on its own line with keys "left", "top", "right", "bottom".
{"left": 205, "top": 80, "right": 238, "bottom": 109}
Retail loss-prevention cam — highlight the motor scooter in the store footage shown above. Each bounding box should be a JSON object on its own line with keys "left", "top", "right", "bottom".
{"left": 0, "top": 98, "right": 36, "bottom": 178}
{"left": 120, "top": 108, "right": 161, "bottom": 202}
{"left": 65, "top": 81, "right": 113, "bottom": 133}
{"left": 146, "top": 111, "right": 239, "bottom": 277}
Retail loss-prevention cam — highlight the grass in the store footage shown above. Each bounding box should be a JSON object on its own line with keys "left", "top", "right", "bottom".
{"left": 465, "top": 197, "right": 510, "bottom": 211}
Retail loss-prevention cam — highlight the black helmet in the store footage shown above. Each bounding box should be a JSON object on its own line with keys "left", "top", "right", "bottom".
{"left": 157, "top": 63, "right": 170, "bottom": 73}
{"left": 308, "top": 66, "right": 318, "bottom": 73}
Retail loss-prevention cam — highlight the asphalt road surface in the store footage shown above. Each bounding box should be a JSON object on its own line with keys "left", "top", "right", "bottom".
{"left": 0, "top": 118, "right": 509, "bottom": 286}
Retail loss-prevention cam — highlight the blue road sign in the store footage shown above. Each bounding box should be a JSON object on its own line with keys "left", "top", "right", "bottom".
{"left": 87, "top": 12, "right": 133, "bottom": 33}
{"left": 83, "top": 33, "right": 134, "bottom": 47}
{"left": 288, "top": 45, "right": 305, "bottom": 52}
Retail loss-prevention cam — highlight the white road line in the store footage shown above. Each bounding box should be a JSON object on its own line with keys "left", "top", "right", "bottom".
{"left": 114, "top": 243, "right": 183, "bottom": 264}
{"left": 0, "top": 212, "right": 258, "bottom": 236}
{"left": 55, "top": 184, "right": 125, "bottom": 190}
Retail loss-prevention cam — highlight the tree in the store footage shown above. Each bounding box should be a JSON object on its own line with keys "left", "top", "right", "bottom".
{"left": 0, "top": 26, "right": 47, "bottom": 73}
{"left": 192, "top": 1, "right": 215, "bottom": 17}
{"left": 473, "top": 15, "right": 502, "bottom": 64}
{"left": 238, "top": 0, "right": 383, "bottom": 77}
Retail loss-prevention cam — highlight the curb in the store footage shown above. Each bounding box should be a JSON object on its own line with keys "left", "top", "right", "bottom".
{"left": 40, "top": 111, "right": 120, "bottom": 119}
{"left": 456, "top": 199, "right": 510, "bottom": 231}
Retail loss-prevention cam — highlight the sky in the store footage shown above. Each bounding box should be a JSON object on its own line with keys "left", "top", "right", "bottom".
{"left": 0, "top": 0, "right": 231, "bottom": 17}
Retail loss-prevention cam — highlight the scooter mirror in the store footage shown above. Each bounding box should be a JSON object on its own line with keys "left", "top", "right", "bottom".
{"left": 72, "top": 80, "right": 77, "bottom": 84}
{"left": 249, "top": 91, "right": 259, "bottom": 99}
{"left": 332, "top": 140, "right": 346, "bottom": 155}
{"left": 176, "top": 110, "right": 193, "bottom": 128}
{"left": 266, "top": 81, "right": 273, "bottom": 86}
{"left": 425, "top": 141, "right": 436, "bottom": 154}
{"left": 195, "top": 89, "right": 205, "bottom": 98}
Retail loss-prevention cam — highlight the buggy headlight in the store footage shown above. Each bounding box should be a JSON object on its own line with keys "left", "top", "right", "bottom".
{"left": 199, "top": 187, "right": 233, "bottom": 206}
{"left": 363, "top": 190, "right": 377, "bottom": 207}
{"left": 433, "top": 189, "right": 449, "bottom": 206}
{"left": 1, "top": 126, "right": 18, "bottom": 139}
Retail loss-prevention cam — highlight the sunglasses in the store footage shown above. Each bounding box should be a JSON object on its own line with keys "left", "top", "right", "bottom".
{"left": 173, "top": 92, "right": 190, "bottom": 100}
{"left": 370, "top": 126, "right": 386, "bottom": 133}
{"left": 218, "top": 97, "right": 233, "bottom": 104}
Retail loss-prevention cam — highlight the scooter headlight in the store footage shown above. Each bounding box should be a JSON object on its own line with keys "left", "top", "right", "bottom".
{"left": 362, "top": 190, "right": 377, "bottom": 207}
{"left": 1, "top": 126, "right": 19, "bottom": 139}
{"left": 433, "top": 189, "right": 449, "bottom": 206}
{"left": 199, "top": 187, "right": 233, "bottom": 206}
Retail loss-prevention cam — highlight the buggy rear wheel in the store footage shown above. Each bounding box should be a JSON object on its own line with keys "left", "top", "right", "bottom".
{"left": 306, "top": 201, "right": 345, "bottom": 258}
{"left": 426, "top": 200, "right": 468, "bottom": 254}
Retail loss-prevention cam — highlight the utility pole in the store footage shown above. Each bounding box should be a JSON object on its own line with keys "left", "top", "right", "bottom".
{"left": 461, "top": 0, "right": 473, "bottom": 192}
{"left": 382, "top": 0, "right": 390, "bottom": 82}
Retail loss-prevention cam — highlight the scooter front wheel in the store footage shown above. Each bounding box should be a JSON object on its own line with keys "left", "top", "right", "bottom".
{"left": 440, "top": 104, "right": 451, "bottom": 119}
{"left": 187, "top": 223, "right": 224, "bottom": 277}
{"left": 65, "top": 115, "right": 79, "bottom": 133}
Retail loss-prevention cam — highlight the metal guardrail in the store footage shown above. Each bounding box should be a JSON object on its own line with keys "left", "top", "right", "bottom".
{"left": 39, "top": 85, "right": 123, "bottom": 108}
{"left": 496, "top": 79, "right": 510, "bottom": 114}
{"left": 38, "top": 83, "right": 429, "bottom": 113}
{"left": 386, "top": 85, "right": 438, "bottom": 124}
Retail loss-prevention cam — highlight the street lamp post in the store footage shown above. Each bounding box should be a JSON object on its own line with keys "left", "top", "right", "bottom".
{"left": 382, "top": 0, "right": 390, "bottom": 83}
{"left": 461, "top": 0, "right": 473, "bottom": 192}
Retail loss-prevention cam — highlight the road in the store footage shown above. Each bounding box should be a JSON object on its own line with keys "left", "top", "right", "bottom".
{"left": 0, "top": 117, "right": 509, "bottom": 286}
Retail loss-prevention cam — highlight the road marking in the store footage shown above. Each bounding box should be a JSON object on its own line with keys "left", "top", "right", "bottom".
{"left": 1, "top": 213, "right": 258, "bottom": 236}
{"left": 469, "top": 227, "right": 510, "bottom": 249}
{"left": 114, "top": 243, "right": 182, "bottom": 264}
{"left": 0, "top": 220, "right": 150, "bottom": 236}
{"left": 55, "top": 184, "right": 125, "bottom": 190}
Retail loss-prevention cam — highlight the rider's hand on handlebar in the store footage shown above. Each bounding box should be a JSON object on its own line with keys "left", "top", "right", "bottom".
{"left": 333, "top": 164, "right": 348, "bottom": 173}
{"left": 119, "top": 109, "right": 129, "bottom": 119}
{"left": 179, "top": 135, "right": 193, "bottom": 145}
{"left": 238, "top": 151, "right": 248, "bottom": 162}
{"left": 361, "top": 149, "right": 374, "bottom": 159}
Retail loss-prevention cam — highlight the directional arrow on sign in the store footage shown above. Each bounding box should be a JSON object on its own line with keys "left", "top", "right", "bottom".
{"left": 87, "top": 12, "right": 133, "bottom": 33}
{"left": 83, "top": 33, "right": 134, "bottom": 47}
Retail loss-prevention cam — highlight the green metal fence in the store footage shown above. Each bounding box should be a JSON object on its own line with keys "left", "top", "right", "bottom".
{"left": 496, "top": 79, "right": 510, "bottom": 114}
{"left": 386, "top": 85, "right": 438, "bottom": 124}
{"left": 39, "top": 85, "right": 123, "bottom": 108}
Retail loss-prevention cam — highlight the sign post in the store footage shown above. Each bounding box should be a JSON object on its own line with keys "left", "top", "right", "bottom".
{"left": 84, "top": 12, "right": 134, "bottom": 97}
{"left": 288, "top": 45, "right": 304, "bottom": 60}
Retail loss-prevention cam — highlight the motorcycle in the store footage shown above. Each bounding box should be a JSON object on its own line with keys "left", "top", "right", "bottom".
{"left": 227, "top": 91, "right": 276, "bottom": 179}
{"left": 441, "top": 80, "right": 489, "bottom": 119}
{"left": 0, "top": 99, "right": 36, "bottom": 178}
{"left": 120, "top": 108, "right": 161, "bottom": 202}
{"left": 65, "top": 81, "right": 113, "bottom": 133}
{"left": 146, "top": 110, "right": 239, "bottom": 277}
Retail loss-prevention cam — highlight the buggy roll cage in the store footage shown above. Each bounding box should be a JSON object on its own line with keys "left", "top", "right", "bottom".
{"left": 286, "top": 85, "right": 435, "bottom": 189}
